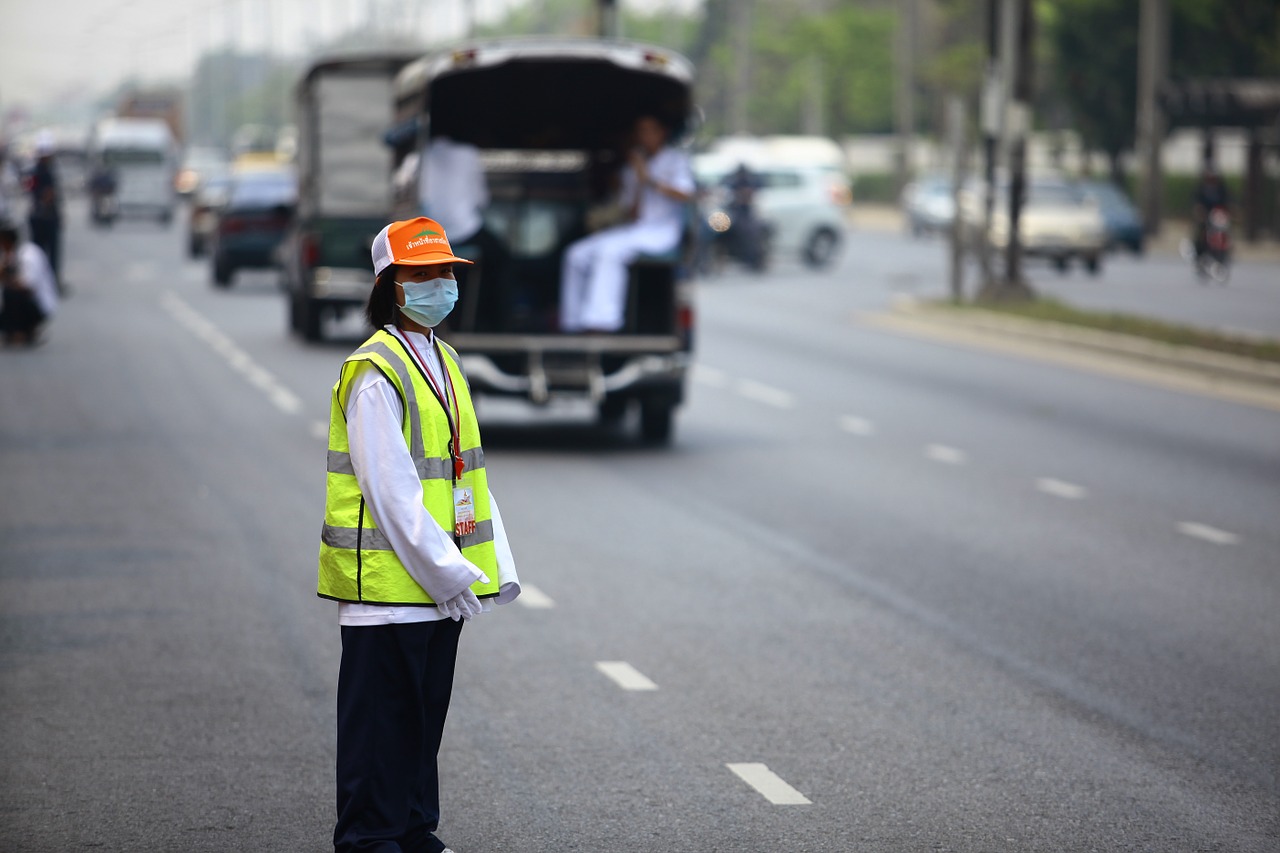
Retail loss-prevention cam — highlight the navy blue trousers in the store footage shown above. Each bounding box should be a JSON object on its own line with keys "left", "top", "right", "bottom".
{"left": 334, "top": 619, "right": 463, "bottom": 853}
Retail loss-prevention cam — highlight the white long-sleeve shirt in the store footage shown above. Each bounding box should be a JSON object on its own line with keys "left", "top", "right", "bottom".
{"left": 418, "top": 137, "right": 488, "bottom": 243}
{"left": 337, "top": 327, "right": 520, "bottom": 626}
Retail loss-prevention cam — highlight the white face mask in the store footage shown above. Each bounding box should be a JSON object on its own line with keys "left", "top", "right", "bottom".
{"left": 398, "top": 277, "right": 458, "bottom": 327}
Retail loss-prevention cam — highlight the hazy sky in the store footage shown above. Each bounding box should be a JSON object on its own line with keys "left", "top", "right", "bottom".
{"left": 0, "top": 0, "right": 701, "bottom": 119}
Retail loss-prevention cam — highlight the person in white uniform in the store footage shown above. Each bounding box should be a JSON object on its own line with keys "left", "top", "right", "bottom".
{"left": 560, "top": 115, "right": 694, "bottom": 333}
{"left": 0, "top": 218, "right": 58, "bottom": 347}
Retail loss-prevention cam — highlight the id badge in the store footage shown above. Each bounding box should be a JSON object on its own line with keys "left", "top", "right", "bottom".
{"left": 453, "top": 485, "right": 476, "bottom": 538}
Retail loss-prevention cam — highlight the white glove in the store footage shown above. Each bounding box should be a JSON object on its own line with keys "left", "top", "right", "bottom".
{"left": 438, "top": 572, "right": 490, "bottom": 622}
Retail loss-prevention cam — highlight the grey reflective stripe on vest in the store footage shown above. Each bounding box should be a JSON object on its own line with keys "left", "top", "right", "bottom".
{"left": 327, "top": 446, "right": 487, "bottom": 480}
{"left": 353, "top": 339, "right": 425, "bottom": 461}
{"left": 321, "top": 519, "right": 495, "bottom": 552}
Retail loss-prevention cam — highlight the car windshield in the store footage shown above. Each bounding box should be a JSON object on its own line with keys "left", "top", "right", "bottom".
{"left": 1027, "top": 183, "right": 1084, "bottom": 206}
{"left": 229, "top": 172, "right": 295, "bottom": 207}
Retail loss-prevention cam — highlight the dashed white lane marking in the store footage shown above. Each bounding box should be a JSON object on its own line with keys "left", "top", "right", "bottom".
{"left": 162, "top": 292, "right": 302, "bottom": 415}
{"left": 1177, "top": 521, "right": 1240, "bottom": 546}
{"left": 735, "top": 379, "right": 795, "bottom": 409}
{"left": 516, "top": 583, "right": 555, "bottom": 609}
{"left": 691, "top": 364, "right": 729, "bottom": 387}
{"left": 925, "top": 443, "right": 968, "bottom": 465}
{"left": 1036, "top": 477, "right": 1088, "bottom": 500}
{"left": 726, "top": 763, "right": 812, "bottom": 805}
{"left": 840, "top": 415, "right": 875, "bottom": 436}
{"left": 595, "top": 661, "right": 658, "bottom": 691}
{"left": 311, "top": 421, "right": 329, "bottom": 441}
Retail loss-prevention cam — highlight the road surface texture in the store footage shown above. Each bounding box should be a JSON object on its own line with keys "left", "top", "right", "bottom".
{"left": 2, "top": 203, "right": 1277, "bottom": 851}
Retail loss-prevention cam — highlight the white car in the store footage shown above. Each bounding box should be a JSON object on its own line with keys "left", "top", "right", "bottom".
{"left": 695, "top": 155, "right": 850, "bottom": 268}
{"left": 960, "top": 178, "right": 1107, "bottom": 275}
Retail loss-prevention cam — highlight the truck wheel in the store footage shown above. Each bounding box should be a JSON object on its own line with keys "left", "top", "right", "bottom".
{"left": 212, "top": 258, "right": 233, "bottom": 288}
{"left": 639, "top": 400, "right": 674, "bottom": 445}
{"left": 597, "top": 396, "right": 629, "bottom": 427}
{"left": 299, "top": 295, "right": 323, "bottom": 342}
{"left": 1084, "top": 255, "right": 1102, "bottom": 276}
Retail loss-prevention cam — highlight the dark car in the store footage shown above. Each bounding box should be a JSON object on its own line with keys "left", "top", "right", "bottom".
{"left": 209, "top": 167, "right": 296, "bottom": 287}
{"left": 186, "top": 171, "right": 231, "bottom": 258}
{"left": 1081, "top": 180, "right": 1145, "bottom": 255}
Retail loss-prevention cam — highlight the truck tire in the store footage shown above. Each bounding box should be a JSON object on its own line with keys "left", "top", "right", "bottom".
{"left": 639, "top": 400, "right": 674, "bottom": 445}
{"left": 299, "top": 295, "right": 323, "bottom": 342}
{"left": 212, "top": 258, "right": 233, "bottom": 288}
{"left": 597, "top": 395, "right": 629, "bottom": 427}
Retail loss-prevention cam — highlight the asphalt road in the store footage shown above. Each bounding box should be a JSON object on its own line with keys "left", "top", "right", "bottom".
{"left": 1, "top": 204, "right": 1277, "bottom": 852}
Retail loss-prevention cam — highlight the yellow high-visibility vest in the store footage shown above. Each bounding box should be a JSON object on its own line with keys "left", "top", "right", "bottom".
{"left": 317, "top": 329, "right": 499, "bottom": 606}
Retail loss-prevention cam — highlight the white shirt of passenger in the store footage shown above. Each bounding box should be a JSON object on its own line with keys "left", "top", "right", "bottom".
{"left": 418, "top": 137, "right": 489, "bottom": 243}
{"left": 337, "top": 327, "right": 520, "bottom": 626}
{"left": 621, "top": 146, "right": 695, "bottom": 231}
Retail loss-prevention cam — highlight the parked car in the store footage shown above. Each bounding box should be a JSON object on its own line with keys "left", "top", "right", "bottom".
{"left": 961, "top": 178, "right": 1107, "bottom": 275}
{"left": 901, "top": 174, "right": 956, "bottom": 236}
{"left": 208, "top": 166, "right": 296, "bottom": 287}
{"left": 186, "top": 172, "right": 232, "bottom": 257}
{"left": 694, "top": 154, "right": 849, "bottom": 268}
{"left": 1080, "top": 179, "right": 1144, "bottom": 254}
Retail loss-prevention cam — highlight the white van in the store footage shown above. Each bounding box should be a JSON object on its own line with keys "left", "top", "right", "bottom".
{"left": 89, "top": 118, "right": 178, "bottom": 224}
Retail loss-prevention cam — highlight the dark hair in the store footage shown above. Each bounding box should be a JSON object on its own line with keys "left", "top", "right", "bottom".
{"left": 366, "top": 266, "right": 400, "bottom": 329}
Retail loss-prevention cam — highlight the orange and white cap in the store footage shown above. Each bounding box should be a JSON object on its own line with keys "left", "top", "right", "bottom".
{"left": 371, "top": 216, "right": 474, "bottom": 277}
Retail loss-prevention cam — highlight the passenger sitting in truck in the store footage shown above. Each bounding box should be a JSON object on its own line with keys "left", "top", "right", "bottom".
{"left": 419, "top": 135, "right": 509, "bottom": 329}
{"left": 559, "top": 115, "right": 694, "bottom": 333}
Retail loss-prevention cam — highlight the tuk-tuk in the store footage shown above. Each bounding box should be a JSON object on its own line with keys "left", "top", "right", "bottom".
{"left": 389, "top": 38, "right": 697, "bottom": 444}
{"left": 283, "top": 52, "right": 418, "bottom": 341}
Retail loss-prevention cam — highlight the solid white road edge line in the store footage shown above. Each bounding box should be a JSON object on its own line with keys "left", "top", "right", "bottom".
{"left": 516, "top": 583, "right": 555, "bottom": 609}
{"left": 840, "top": 415, "right": 875, "bottom": 436}
{"left": 726, "top": 763, "right": 812, "bottom": 805}
{"left": 735, "top": 379, "right": 795, "bottom": 409}
{"left": 925, "top": 443, "right": 968, "bottom": 465}
{"left": 594, "top": 661, "right": 658, "bottom": 691}
{"left": 1177, "top": 521, "right": 1240, "bottom": 545}
{"left": 1036, "top": 477, "right": 1088, "bottom": 500}
{"left": 162, "top": 292, "right": 303, "bottom": 415}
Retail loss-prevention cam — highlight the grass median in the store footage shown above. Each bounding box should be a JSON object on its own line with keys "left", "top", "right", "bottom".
{"left": 934, "top": 297, "right": 1280, "bottom": 364}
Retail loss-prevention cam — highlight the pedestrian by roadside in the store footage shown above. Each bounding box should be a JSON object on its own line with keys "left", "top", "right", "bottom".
{"left": 318, "top": 216, "right": 521, "bottom": 853}
{"left": 0, "top": 218, "right": 58, "bottom": 347}
{"left": 27, "top": 132, "right": 64, "bottom": 295}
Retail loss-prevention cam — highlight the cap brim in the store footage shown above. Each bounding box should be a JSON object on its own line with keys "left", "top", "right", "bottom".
{"left": 397, "top": 254, "right": 475, "bottom": 266}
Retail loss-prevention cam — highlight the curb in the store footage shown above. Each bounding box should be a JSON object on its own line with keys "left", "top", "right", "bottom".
{"left": 892, "top": 298, "right": 1280, "bottom": 387}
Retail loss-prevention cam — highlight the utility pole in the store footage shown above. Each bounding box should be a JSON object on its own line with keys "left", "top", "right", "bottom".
{"left": 728, "top": 0, "right": 753, "bottom": 135}
{"left": 947, "top": 96, "right": 969, "bottom": 303}
{"left": 893, "top": 0, "right": 917, "bottom": 192}
{"left": 1135, "top": 0, "right": 1168, "bottom": 238}
{"left": 801, "top": 0, "right": 828, "bottom": 136}
{"left": 978, "top": 0, "right": 1002, "bottom": 289}
{"left": 597, "top": 0, "right": 619, "bottom": 39}
{"left": 981, "top": 0, "right": 1035, "bottom": 300}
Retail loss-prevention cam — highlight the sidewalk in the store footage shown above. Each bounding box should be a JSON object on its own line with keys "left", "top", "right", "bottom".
{"left": 847, "top": 204, "right": 1280, "bottom": 263}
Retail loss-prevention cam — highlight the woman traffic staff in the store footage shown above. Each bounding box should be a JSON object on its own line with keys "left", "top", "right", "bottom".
{"left": 318, "top": 216, "right": 521, "bottom": 853}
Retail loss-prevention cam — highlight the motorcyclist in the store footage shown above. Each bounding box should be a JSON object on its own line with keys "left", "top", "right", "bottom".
{"left": 720, "top": 162, "right": 767, "bottom": 270}
{"left": 1191, "top": 167, "right": 1230, "bottom": 257}
{"left": 88, "top": 161, "right": 118, "bottom": 224}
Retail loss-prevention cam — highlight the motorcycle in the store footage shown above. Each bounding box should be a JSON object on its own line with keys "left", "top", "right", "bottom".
{"left": 88, "top": 168, "right": 118, "bottom": 228}
{"left": 698, "top": 192, "right": 772, "bottom": 274}
{"left": 1184, "top": 206, "right": 1231, "bottom": 284}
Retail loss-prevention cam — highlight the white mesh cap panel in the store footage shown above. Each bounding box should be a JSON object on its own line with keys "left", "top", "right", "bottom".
{"left": 371, "top": 223, "right": 395, "bottom": 276}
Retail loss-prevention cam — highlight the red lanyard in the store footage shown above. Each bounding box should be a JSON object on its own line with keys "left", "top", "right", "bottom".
{"left": 402, "top": 332, "right": 465, "bottom": 481}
